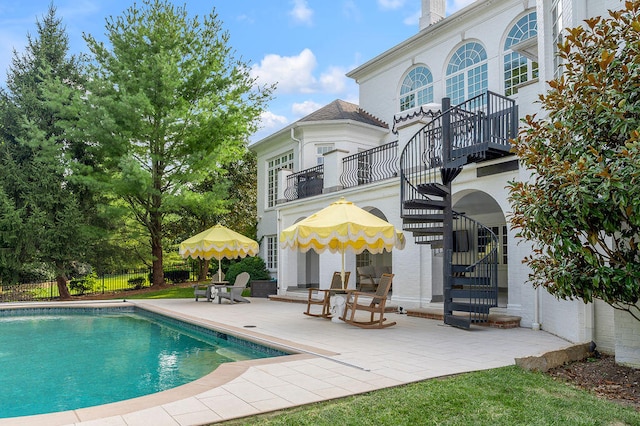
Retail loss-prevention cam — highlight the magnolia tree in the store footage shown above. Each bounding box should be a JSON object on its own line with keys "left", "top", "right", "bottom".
{"left": 509, "top": 1, "right": 640, "bottom": 322}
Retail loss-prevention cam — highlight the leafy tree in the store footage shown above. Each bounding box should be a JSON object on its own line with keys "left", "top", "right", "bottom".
{"left": 168, "top": 150, "right": 258, "bottom": 280}
{"left": 0, "top": 5, "right": 98, "bottom": 297}
{"left": 73, "top": 0, "right": 272, "bottom": 286}
{"left": 508, "top": 1, "right": 640, "bottom": 321}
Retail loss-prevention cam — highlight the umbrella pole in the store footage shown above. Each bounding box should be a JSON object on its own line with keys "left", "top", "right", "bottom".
{"left": 218, "top": 255, "right": 222, "bottom": 282}
{"left": 341, "top": 248, "right": 345, "bottom": 289}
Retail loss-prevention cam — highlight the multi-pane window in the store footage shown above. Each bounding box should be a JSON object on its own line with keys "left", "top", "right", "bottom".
{"left": 316, "top": 144, "right": 333, "bottom": 165}
{"left": 501, "top": 225, "right": 508, "bottom": 265}
{"left": 267, "top": 152, "right": 294, "bottom": 207}
{"left": 400, "top": 66, "right": 434, "bottom": 111}
{"left": 446, "top": 42, "right": 488, "bottom": 105}
{"left": 266, "top": 235, "right": 277, "bottom": 270}
{"left": 356, "top": 251, "right": 371, "bottom": 268}
{"left": 477, "top": 226, "right": 508, "bottom": 264}
{"left": 504, "top": 12, "right": 538, "bottom": 95}
{"left": 551, "top": 0, "right": 564, "bottom": 78}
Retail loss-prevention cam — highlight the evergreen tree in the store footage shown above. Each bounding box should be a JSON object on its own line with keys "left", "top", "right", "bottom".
{"left": 0, "top": 5, "right": 97, "bottom": 297}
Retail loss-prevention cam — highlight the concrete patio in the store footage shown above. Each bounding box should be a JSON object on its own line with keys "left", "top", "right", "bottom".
{"left": 4, "top": 297, "right": 574, "bottom": 426}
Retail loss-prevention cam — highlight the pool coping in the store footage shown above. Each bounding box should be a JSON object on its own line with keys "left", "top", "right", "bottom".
{"left": 0, "top": 300, "right": 336, "bottom": 425}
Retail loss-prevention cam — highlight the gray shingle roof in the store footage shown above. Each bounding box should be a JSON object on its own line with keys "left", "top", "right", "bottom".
{"left": 298, "top": 99, "right": 388, "bottom": 129}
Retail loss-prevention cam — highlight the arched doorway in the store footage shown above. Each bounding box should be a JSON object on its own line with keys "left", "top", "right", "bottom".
{"left": 355, "top": 206, "right": 393, "bottom": 290}
{"left": 291, "top": 216, "right": 320, "bottom": 289}
{"left": 453, "top": 191, "right": 508, "bottom": 307}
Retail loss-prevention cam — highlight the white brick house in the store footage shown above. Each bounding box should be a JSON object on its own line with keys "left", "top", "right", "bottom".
{"left": 250, "top": 0, "right": 639, "bottom": 366}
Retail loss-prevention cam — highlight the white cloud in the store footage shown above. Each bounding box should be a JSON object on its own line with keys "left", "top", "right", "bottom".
{"left": 250, "top": 48, "right": 318, "bottom": 94}
{"left": 378, "top": 0, "right": 405, "bottom": 10}
{"left": 289, "top": 0, "right": 313, "bottom": 26}
{"left": 319, "top": 66, "right": 348, "bottom": 94}
{"left": 258, "top": 111, "right": 289, "bottom": 130}
{"left": 292, "top": 100, "right": 323, "bottom": 117}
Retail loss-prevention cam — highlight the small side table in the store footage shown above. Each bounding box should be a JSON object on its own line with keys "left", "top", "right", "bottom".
{"left": 210, "top": 281, "right": 229, "bottom": 303}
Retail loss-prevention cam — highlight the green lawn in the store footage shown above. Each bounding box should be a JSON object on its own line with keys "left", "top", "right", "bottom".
{"left": 218, "top": 366, "right": 640, "bottom": 425}
{"left": 121, "top": 285, "right": 196, "bottom": 299}
{"left": 118, "top": 284, "right": 251, "bottom": 299}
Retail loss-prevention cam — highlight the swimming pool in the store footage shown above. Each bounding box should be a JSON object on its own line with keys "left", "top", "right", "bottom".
{"left": 0, "top": 304, "right": 289, "bottom": 419}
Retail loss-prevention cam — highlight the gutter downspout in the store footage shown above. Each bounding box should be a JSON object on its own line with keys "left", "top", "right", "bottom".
{"left": 277, "top": 208, "right": 282, "bottom": 295}
{"left": 532, "top": 286, "right": 541, "bottom": 330}
{"left": 291, "top": 127, "right": 302, "bottom": 170}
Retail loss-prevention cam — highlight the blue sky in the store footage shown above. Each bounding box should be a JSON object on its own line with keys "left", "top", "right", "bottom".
{"left": 0, "top": 0, "right": 473, "bottom": 141}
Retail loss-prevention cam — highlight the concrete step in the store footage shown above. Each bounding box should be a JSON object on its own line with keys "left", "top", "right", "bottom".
{"left": 268, "top": 294, "right": 521, "bottom": 329}
{"left": 406, "top": 307, "right": 521, "bottom": 329}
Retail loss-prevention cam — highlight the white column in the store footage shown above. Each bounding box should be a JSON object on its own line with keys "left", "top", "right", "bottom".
{"left": 322, "top": 149, "right": 349, "bottom": 193}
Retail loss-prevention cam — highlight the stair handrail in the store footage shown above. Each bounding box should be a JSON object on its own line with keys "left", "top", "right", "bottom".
{"left": 454, "top": 212, "right": 499, "bottom": 273}
{"left": 400, "top": 91, "right": 516, "bottom": 211}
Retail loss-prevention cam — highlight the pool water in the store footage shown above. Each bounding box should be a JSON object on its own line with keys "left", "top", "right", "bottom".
{"left": 0, "top": 308, "right": 283, "bottom": 419}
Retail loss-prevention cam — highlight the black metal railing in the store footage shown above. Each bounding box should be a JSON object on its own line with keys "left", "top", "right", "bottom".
{"left": 400, "top": 92, "right": 516, "bottom": 212}
{"left": 284, "top": 165, "right": 324, "bottom": 201}
{"left": 446, "top": 214, "right": 499, "bottom": 324}
{"left": 340, "top": 141, "right": 398, "bottom": 189}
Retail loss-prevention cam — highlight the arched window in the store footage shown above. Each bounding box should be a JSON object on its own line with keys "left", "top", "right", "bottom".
{"left": 504, "top": 11, "right": 538, "bottom": 95}
{"left": 399, "top": 66, "right": 433, "bottom": 111}
{"left": 445, "top": 42, "right": 487, "bottom": 105}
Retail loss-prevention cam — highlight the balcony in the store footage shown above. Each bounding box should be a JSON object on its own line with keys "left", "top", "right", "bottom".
{"left": 281, "top": 142, "right": 399, "bottom": 203}
{"left": 340, "top": 141, "right": 398, "bottom": 189}
{"left": 284, "top": 165, "right": 324, "bottom": 201}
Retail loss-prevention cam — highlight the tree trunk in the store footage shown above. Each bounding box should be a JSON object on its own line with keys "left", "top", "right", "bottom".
{"left": 151, "top": 239, "right": 164, "bottom": 287}
{"left": 56, "top": 275, "right": 71, "bottom": 300}
{"left": 150, "top": 209, "right": 164, "bottom": 286}
{"left": 198, "top": 259, "right": 210, "bottom": 281}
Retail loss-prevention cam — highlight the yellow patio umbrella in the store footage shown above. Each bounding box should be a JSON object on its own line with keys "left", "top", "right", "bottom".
{"left": 280, "top": 197, "right": 405, "bottom": 289}
{"left": 179, "top": 224, "right": 259, "bottom": 281}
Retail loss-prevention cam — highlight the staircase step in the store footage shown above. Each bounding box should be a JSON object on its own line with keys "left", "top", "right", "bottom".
{"left": 444, "top": 315, "right": 471, "bottom": 329}
{"left": 401, "top": 214, "right": 445, "bottom": 223}
{"left": 404, "top": 199, "right": 447, "bottom": 210}
{"left": 440, "top": 166, "right": 463, "bottom": 184}
{"left": 414, "top": 237, "right": 444, "bottom": 248}
{"left": 403, "top": 225, "right": 444, "bottom": 235}
{"left": 452, "top": 264, "right": 471, "bottom": 274}
{"left": 448, "top": 302, "right": 491, "bottom": 314}
{"left": 417, "top": 182, "right": 449, "bottom": 197}
{"left": 448, "top": 287, "right": 497, "bottom": 299}
{"left": 451, "top": 276, "right": 492, "bottom": 286}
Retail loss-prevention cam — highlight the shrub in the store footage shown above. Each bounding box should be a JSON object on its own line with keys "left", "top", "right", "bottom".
{"left": 127, "top": 277, "right": 146, "bottom": 290}
{"left": 69, "top": 278, "right": 92, "bottom": 295}
{"left": 163, "top": 269, "right": 190, "bottom": 284}
{"left": 225, "top": 256, "right": 270, "bottom": 286}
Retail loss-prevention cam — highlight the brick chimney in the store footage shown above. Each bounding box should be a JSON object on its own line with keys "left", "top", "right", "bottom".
{"left": 419, "top": 0, "right": 445, "bottom": 30}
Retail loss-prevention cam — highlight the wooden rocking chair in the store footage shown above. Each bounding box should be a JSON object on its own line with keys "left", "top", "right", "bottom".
{"left": 304, "top": 271, "right": 350, "bottom": 319}
{"left": 340, "top": 273, "right": 396, "bottom": 329}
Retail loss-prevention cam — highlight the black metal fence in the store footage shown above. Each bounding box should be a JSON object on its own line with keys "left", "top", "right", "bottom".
{"left": 0, "top": 264, "right": 200, "bottom": 303}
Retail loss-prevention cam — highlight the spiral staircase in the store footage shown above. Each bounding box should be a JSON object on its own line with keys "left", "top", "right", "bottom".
{"left": 399, "top": 92, "right": 518, "bottom": 329}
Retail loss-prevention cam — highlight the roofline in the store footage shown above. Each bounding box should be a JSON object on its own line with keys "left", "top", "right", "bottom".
{"left": 249, "top": 118, "right": 388, "bottom": 150}
{"left": 347, "top": 0, "right": 494, "bottom": 80}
